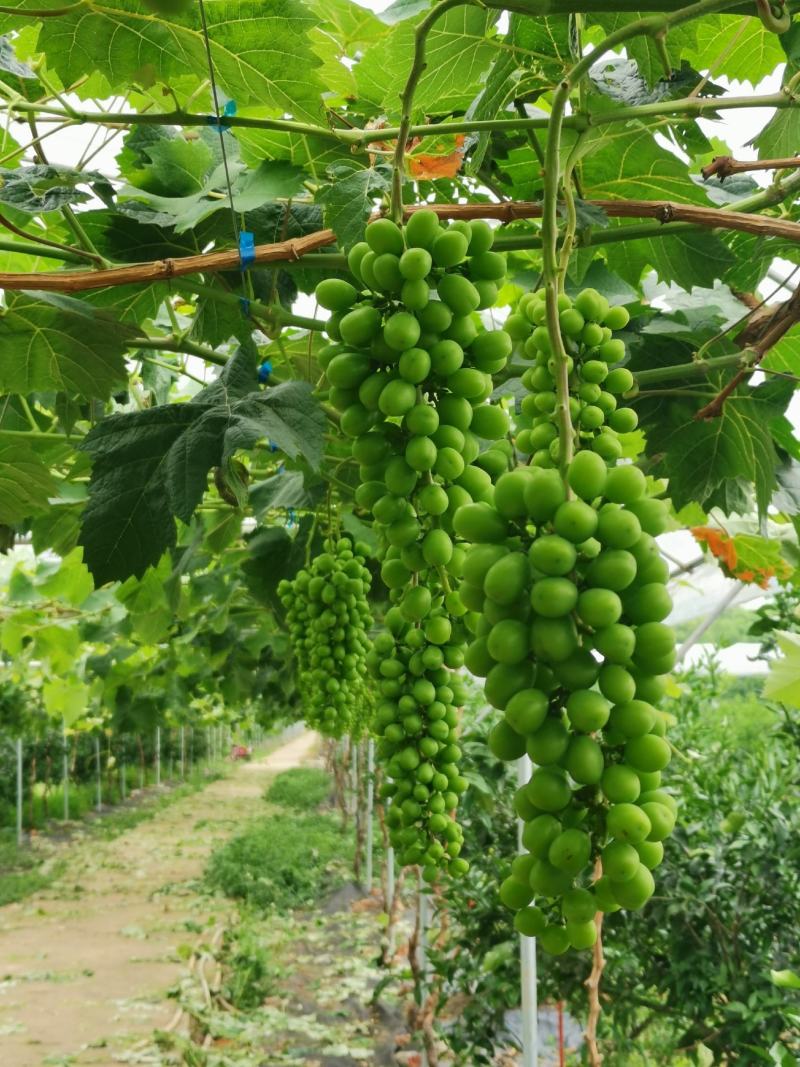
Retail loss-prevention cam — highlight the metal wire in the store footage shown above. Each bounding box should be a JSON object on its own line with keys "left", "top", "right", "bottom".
{"left": 197, "top": 0, "right": 240, "bottom": 251}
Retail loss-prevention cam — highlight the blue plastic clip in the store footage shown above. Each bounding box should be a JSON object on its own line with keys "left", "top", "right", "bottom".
{"left": 207, "top": 98, "right": 237, "bottom": 134}
{"left": 287, "top": 507, "right": 296, "bottom": 528}
{"left": 257, "top": 360, "right": 272, "bottom": 384}
{"left": 239, "top": 296, "right": 251, "bottom": 318}
{"left": 268, "top": 441, "right": 279, "bottom": 453}
{"left": 239, "top": 230, "right": 255, "bottom": 270}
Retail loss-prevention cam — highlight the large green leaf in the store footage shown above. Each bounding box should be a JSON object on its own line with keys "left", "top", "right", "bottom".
{"left": 355, "top": 7, "right": 499, "bottom": 116}
{"left": 687, "top": 14, "right": 784, "bottom": 84}
{"left": 464, "top": 14, "right": 568, "bottom": 175}
{"left": 0, "top": 0, "right": 325, "bottom": 123}
{"left": 0, "top": 291, "right": 133, "bottom": 399}
{"left": 642, "top": 379, "right": 792, "bottom": 516}
{"left": 78, "top": 349, "right": 326, "bottom": 583}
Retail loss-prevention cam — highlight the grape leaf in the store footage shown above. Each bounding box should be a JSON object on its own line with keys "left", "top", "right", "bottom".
{"left": 316, "top": 164, "right": 391, "bottom": 250}
{"left": 250, "top": 470, "right": 325, "bottom": 516}
{"left": 686, "top": 14, "right": 784, "bottom": 85}
{"left": 78, "top": 349, "right": 325, "bottom": 583}
{"left": 605, "top": 227, "right": 736, "bottom": 290}
{"left": 764, "top": 631, "right": 800, "bottom": 707}
{"left": 0, "top": 439, "right": 56, "bottom": 524}
{"left": 356, "top": 7, "right": 498, "bottom": 116}
{"left": 0, "top": 164, "right": 114, "bottom": 213}
{"left": 120, "top": 159, "right": 306, "bottom": 233}
{"left": 0, "top": 291, "right": 133, "bottom": 400}
{"left": 0, "top": 0, "right": 325, "bottom": 124}
{"left": 642, "top": 380, "right": 792, "bottom": 516}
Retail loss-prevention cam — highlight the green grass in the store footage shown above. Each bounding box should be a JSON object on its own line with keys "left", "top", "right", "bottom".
{"left": 264, "top": 767, "right": 332, "bottom": 811}
{"left": 205, "top": 810, "right": 353, "bottom": 911}
{"left": 0, "top": 829, "right": 63, "bottom": 906}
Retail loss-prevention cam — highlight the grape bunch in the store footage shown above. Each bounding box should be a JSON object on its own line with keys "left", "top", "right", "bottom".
{"left": 456, "top": 289, "right": 677, "bottom": 953}
{"left": 369, "top": 623, "right": 472, "bottom": 881}
{"left": 278, "top": 537, "right": 374, "bottom": 738}
{"left": 314, "top": 210, "right": 514, "bottom": 875}
{"left": 510, "top": 287, "right": 637, "bottom": 466}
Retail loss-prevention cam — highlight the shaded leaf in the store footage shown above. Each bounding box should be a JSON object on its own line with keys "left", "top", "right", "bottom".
{"left": 0, "top": 164, "right": 114, "bottom": 213}
{"left": 0, "top": 439, "right": 56, "bottom": 524}
{"left": 78, "top": 350, "right": 325, "bottom": 583}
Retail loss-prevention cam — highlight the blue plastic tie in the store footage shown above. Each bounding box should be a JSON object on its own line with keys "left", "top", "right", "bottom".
{"left": 239, "top": 230, "right": 255, "bottom": 270}
{"left": 268, "top": 441, "right": 279, "bottom": 453}
{"left": 257, "top": 360, "right": 272, "bottom": 384}
{"left": 239, "top": 296, "right": 251, "bottom": 318}
{"left": 287, "top": 507, "right": 297, "bottom": 528}
{"left": 207, "top": 98, "right": 237, "bottom": 133}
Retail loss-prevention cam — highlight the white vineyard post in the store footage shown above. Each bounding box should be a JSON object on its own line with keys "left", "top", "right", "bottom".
{"left": 350, "top": 741, "right": 358, "bottom": 817}
{"left": 95, "top": 734, "right": 102, "bottom": 812}
{"left": 155, "top": 726, "right": 161, "bottom": 786}
{"left": 62, "top": 727, "right": 69, "bottom": 821}
{"left": 418, "top": 872, "right": 431, "bottom": 1067}
{"left": 517, "top": 754, "right": 538, "bottom": 1067}
{"left": 365, "top": 738, "right": 375, "bottom": 892}
{"left": 16, "top": 737, "right": 23, "bottom": 846}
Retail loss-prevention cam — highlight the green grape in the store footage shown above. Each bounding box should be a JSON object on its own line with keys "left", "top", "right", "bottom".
{"left": 454, "top": 285, "right": 678, "bottom": 950}
{"left": 314, "top": 219, "right": 516, "bottom": 879}
{"left": 279, "top": 537, "right": 374, "bottom": 738}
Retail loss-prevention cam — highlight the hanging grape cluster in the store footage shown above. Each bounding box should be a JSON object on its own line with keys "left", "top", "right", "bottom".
{"left": 457, "top": 286, "right": 677, "bottom": 953}
{"left": 314, "top": 211, "right": 513, "bottom": 877}
{"left": 278, "top": 536, "right": 374, "bottom": 738}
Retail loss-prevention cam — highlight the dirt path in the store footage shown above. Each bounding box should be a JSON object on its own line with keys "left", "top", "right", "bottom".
{"left": 0, "top": 730, "right": 321, "bottom": 1067}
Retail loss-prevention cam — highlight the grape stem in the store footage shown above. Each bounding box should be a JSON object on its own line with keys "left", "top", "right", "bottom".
{"left": 540, "top": 0, "right": 741, "bottom": 480}
{"left": 389, "top": 0, "right": 465, "bottom": 223}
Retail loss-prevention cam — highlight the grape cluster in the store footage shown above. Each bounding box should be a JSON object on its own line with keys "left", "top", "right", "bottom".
{"left": 456, "top": 289, "right": 677, "bottom": 953}
{"left": 314, "top": 211, "right": 514, "bottom": 875}
{"left": 278, "top": 537, "right": 374, "bottom": 738}
{"left": 510, "top": 287, "right": 637, "bottom": 466}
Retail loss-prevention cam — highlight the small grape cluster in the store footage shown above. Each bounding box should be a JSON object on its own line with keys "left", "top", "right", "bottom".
{"left": 510, "top": 287, "right": 637, "bottom": 466}
{"left": 369, "top": 624, "right": 471, "bottom": 880}
{"left": 278, "top": 537, "right": 374, "bottom": 738}
{"left": 454, "top": 289, "right": 677, "bottom": 953}
{"left": 314, "top": 210, "right": 514, "bottom": 875}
